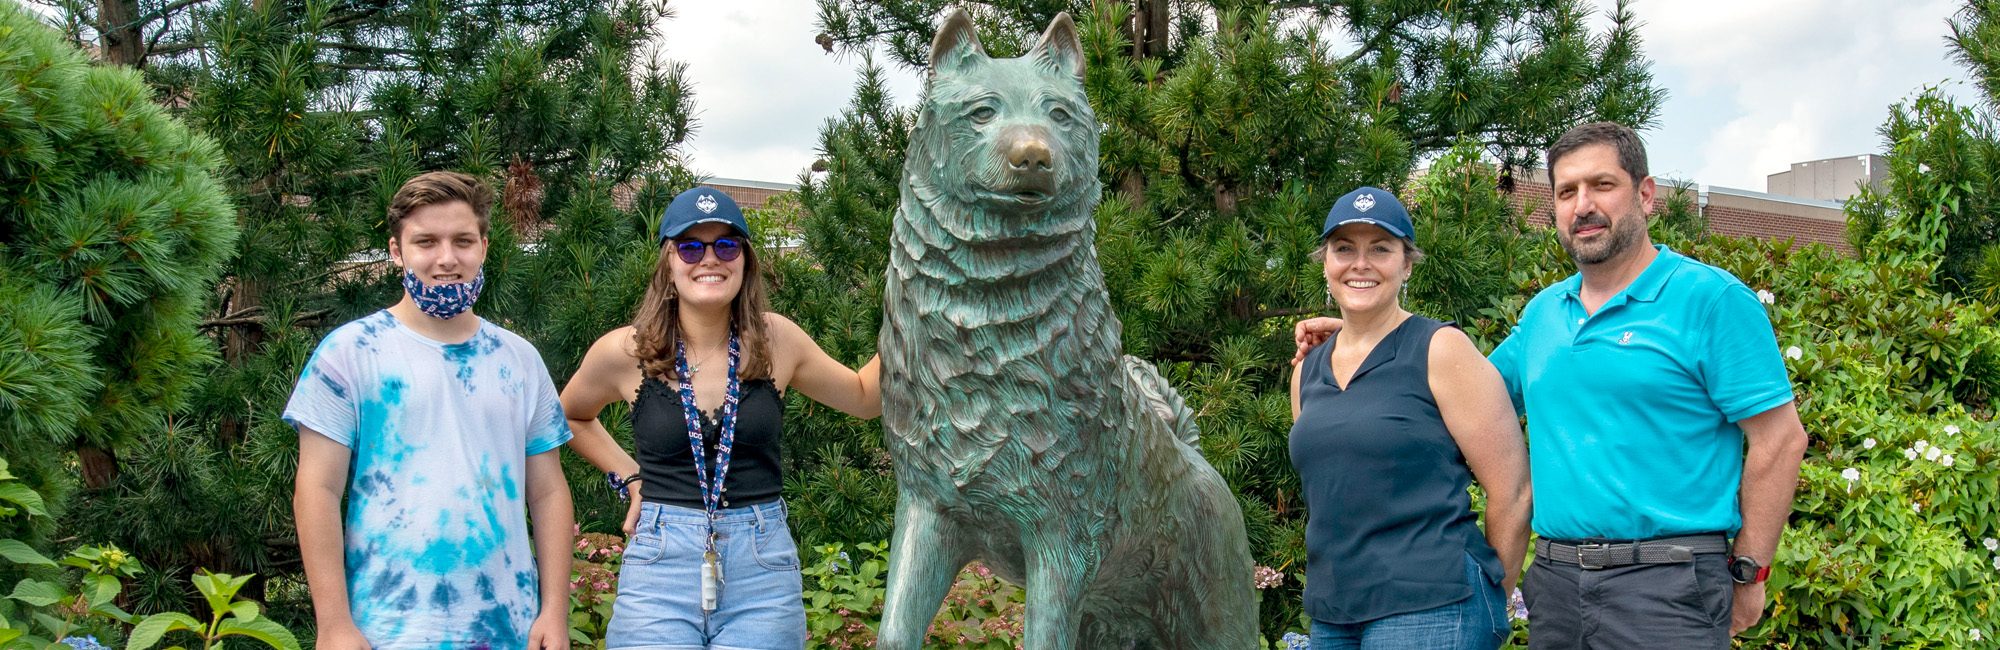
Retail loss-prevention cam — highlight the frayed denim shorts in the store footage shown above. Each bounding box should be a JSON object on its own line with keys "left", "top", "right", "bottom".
{"left": 606, "top": 500, "right": 805, "bottom": 650}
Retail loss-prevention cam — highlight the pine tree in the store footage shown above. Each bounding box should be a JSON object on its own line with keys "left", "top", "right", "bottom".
{"left": 38, "top": 0, "right": 698, "bottom": 620}
{"left": 793, "top": 0, "right": 1665, "bottom": 636}
{"left": 0, "top": 1, "right": 238, "bottom": 546}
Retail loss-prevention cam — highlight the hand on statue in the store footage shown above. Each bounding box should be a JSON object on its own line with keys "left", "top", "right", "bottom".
{"left": 1291, "top": 317, "right": 1344, "bottom": 364}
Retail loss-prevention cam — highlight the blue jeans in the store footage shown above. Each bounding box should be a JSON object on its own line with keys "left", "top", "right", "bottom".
{"left": 606, "top": 500, "right": 805, "bottom": 649}
{"left": 1310, "top": 554, "right": 1508, "bottom": 650}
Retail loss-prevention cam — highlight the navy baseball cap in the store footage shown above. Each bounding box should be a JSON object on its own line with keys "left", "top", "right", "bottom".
{"left": 658, "top": 187, "right": 752, "bottom": 244}
{"left": 1321, "top": 186, "right": 1413, "bottom": 241}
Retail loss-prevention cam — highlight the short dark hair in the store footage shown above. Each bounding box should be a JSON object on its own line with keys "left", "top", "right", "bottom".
{"left": 386, "top": 171, "right": 494, "bottom": 237}
{"left": 1547, "top": 122, "right": 1649, "bottom": 185}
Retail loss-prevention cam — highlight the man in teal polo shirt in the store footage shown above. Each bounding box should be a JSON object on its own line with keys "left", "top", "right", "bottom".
{"left": 1487, "top": 121, "right": 1807, "bottom": 648}
{"left": 1295, "top": 122, "right": 1808, "bottom": 647}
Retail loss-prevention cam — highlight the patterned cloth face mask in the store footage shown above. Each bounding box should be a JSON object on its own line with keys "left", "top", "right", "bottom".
{"left": 400, "top": 269, "right": 485, "bottom": 319}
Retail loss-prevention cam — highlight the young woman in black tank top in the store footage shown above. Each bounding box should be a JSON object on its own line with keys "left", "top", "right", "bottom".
{"left": 560, "top": 188, "right": 881, "bottom": 649}
{"left": 1286, "top": 187, "right": 1530, "bottom": 649}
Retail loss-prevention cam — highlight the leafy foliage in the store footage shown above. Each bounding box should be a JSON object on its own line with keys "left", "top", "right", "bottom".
{"left": 0, "top": 0, "right": 238, "bottom": 546}
{"left": 35, "top": 0, "right": 698, "bottom": 625}
{"left": 798, "top": 541, "right": 1026, "bottom": 650}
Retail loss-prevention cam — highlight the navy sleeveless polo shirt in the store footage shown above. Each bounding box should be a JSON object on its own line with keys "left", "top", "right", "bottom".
{"left": 1289, "top": 315, "right": 1503, "bottom": 624}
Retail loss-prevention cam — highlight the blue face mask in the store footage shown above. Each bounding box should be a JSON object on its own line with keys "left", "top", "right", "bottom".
{"left": 401, "top": 269, "right": 485, "bottom": 320}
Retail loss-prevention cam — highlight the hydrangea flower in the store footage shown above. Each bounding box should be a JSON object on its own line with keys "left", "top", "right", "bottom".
{"left": 1281, "top": 631, "right": 1311, "bottom": 650}
{"left": 1862, "top": 437, "right": 1877, "bottom": 449}
{"left": 59, "top": 638, "right": 110, "bottom": 650}
{"left": 1984, "top": 537, "right": 1998, "bottom": 551}
{"left": 1756, "top": 289, "right": 1775, "bottom": 304}
{"left": 1784, "top": 346, "right": 1803, "bottom": 360}
{"left": 1253, "top": 565, "right": 1285, "bottom": 589}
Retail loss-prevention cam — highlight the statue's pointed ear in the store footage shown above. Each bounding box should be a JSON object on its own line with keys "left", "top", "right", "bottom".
{"left": 1030, "top": 12, "right": 1084, "bottom": 81}
{"left": 929, "top": 9, "right": 986, "bottom": 77}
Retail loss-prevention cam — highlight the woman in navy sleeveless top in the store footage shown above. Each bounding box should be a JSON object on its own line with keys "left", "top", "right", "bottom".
{"left": 1289, "top": 187, "right": 1530, "bottom": 649}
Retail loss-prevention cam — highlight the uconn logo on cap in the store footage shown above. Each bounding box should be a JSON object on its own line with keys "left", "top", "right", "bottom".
{"left": 1353, "top": 193, "right": 1376, "bottom": 213}
{"left": 696, "top": 194, "right": 719, "bottom": 214}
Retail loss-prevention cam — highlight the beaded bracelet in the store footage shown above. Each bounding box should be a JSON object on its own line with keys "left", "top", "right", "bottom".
{"left": 605, "top": 472, "right": 641, "bottom": 501}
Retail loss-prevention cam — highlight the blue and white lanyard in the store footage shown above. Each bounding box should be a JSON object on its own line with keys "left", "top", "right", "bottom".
{"left": 674, "top": 331, "right": 743, "bottom": 551}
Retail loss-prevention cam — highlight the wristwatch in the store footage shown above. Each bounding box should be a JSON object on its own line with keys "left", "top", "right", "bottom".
{"left": 1728, "top": 555, "right": 1770, "bottom": 584}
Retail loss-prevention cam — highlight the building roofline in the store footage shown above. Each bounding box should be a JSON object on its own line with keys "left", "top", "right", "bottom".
{"left": 702, "top": 177, "right": 800, "bottom": 192}
{"left": 1704, "top": 184, "right": 1847, "bottom": 210}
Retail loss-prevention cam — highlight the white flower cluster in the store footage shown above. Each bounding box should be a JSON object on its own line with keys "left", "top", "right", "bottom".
{"left": 1901, "top": 436, "right": 1956, "bottom": 468}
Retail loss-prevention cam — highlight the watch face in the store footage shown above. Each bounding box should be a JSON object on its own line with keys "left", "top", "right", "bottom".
{"left": 1729, "top": 556, "right": 1761, "bottom": 583}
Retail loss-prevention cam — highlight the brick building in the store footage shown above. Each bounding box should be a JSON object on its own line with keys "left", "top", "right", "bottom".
{"left": 705, "top": 177, "right": 798, "bottom": 211}
{"left": 1506, "top": 168, "right": 1854, "bottom": 255}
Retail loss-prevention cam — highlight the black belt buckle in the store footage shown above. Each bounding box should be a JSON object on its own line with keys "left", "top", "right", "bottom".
{"left": 1576, "top": 542, "right": 1612, "bottom": 570}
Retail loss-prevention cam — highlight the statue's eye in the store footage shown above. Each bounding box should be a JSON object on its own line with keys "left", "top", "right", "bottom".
{"left": 1050, "top": 107, "right": 1072, "bottom": 124}
{"left": 970, "top": 106, "right": 997, "bottom": 124}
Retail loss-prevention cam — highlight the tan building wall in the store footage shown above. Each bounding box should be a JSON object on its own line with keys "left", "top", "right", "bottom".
{"left": 1766, "top": 155, "right": 1886, "bottom": 202}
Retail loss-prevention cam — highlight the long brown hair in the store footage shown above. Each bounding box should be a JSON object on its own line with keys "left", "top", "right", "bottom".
{"left": 631, "top": 240, "right": 773, "bottom": 382}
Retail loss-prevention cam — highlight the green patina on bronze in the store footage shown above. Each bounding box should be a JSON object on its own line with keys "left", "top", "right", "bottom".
{"left": 875, "top": 10, "right": 1258, "bottom": 649}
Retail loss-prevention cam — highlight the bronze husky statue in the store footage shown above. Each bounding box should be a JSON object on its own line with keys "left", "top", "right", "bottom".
{"left": 876, "top": 10, "right": 1258, "bottom": 649}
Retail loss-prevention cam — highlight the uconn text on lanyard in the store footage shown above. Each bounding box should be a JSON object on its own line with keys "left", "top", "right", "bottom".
{"left": 674, "top": 331, "right": 742, "bottom": 614}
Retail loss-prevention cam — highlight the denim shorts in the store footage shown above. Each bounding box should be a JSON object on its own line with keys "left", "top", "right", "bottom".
{"left": 1310, "top": 553, "right": 1510, "bottom": 650}
{"left": 606, "top": 500, "right": 805, "bottom": 650}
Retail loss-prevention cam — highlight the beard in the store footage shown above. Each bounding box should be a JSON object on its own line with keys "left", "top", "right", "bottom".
{"left": 1558, "top": 209, "right": 1647, "bottom": 266}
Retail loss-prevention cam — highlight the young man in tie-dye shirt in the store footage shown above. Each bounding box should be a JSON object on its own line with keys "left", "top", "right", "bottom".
{"left": 287, "top": 171, "right": 574, "bottom": 650}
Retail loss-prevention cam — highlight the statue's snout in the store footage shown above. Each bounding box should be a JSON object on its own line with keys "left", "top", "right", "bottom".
{"left": 1005, "top": 129, "right": 1053, "bottom": 173}
{"left": 999, "top": 126, "right": 1057, "bottom": 198}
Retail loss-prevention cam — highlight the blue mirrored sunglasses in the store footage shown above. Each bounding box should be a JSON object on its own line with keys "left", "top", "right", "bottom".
{"left": 671, "top": 237, "right": 745, "bottom": 264}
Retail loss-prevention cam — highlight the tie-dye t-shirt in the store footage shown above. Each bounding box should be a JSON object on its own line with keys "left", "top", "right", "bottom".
{"left": 283, "top": 310, "right": 572, "bottom": 648}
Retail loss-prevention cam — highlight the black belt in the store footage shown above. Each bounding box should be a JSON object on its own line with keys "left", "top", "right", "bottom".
{"left": 1535, "top": 534, "right": 1730, "bottom": 570}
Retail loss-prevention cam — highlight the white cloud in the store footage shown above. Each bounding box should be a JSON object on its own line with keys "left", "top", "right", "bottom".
{"left": 1603, "top": 0, "right": 1970, "bottom": 190}
{"left": 654, "top": 0, "right": 923, "bottom": 183}
{"left": 661, "top": 0, "right": 1976, "bottom": 191}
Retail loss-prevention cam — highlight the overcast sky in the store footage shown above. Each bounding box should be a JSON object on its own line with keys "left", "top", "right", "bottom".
{"left": 657, "top": 0, "right": 1976, "bottom": 193}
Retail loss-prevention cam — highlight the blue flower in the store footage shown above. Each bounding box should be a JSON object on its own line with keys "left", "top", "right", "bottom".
{"left": 60, "top": 637, "right": 111, "bottom": 650}
{"left": 1281, "top": 631, "right": 1310, "bottom": 650}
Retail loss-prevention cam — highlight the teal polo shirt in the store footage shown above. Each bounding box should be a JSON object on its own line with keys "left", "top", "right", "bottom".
{"left": 1489, "top": 245, "right": 1794, "bottom": 540}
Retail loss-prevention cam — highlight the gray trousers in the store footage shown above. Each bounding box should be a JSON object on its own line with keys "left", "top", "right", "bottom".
{"left": 1524, "top": 553, "right": 1733, "bottom": 649}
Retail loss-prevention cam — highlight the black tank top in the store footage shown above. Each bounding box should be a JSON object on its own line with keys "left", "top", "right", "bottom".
{"left": 1288, "top": 315, "right": 1502, "bottom": 624}
{"left": 632, "top": 374, "right": 785, "bottom": 508}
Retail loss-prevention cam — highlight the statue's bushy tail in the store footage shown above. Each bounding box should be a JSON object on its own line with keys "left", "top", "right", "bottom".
{"left": 1122, "top": 356, "right": 1199, "bottom": 447}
